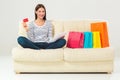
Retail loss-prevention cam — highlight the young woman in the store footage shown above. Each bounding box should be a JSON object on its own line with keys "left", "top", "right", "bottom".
{"left": 17, "top": 4, "right": 66, "bottom": 49}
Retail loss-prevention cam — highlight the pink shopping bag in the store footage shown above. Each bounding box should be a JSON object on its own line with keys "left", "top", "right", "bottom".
{"left": 67, "top": 32, "right": 84, "bottom": 48}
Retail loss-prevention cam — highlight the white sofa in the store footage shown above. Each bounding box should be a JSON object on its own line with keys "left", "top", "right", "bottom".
{"left": 12, "top": 20, "right": 114, "bottom": 74}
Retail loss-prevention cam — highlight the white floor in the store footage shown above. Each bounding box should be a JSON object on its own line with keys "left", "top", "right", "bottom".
{"left": 0, "top": 55, "right": 120, "bottom": 80}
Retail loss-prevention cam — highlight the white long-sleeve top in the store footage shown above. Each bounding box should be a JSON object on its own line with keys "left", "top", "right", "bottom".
{"left": 27, "top": 20, "right": 53, "bottom": 43}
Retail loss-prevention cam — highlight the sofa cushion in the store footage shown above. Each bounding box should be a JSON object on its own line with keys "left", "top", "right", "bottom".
{"left": 64, "top": 47, "right": 114, "bottom": 62}
{"left": 12, "top": 47, "right": 64, "bottom": 62}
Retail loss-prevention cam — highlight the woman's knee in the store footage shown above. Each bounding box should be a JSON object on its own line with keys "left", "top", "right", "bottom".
{"left": 17, "top": 36, "right": 27, "bottom": 46}
{"left": 58, "top": 38, "right": 66, "bottom": 46}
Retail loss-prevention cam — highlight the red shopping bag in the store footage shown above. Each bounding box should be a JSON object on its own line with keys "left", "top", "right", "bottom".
{"left": 67, "top": 32, "right": 84, "bottom": 48}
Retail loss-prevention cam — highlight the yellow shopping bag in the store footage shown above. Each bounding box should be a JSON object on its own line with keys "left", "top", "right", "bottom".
{"left": 92, "top": 32, "right": 101, "bottom": 48}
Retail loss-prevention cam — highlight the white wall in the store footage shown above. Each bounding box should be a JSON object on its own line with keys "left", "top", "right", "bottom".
{"left": 0, "top": 0, "right": 120, "bottom": 56}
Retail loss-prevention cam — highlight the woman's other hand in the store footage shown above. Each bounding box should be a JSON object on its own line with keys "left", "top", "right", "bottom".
{"left": 22, "top": 22, "right": 29, "bottom": 32}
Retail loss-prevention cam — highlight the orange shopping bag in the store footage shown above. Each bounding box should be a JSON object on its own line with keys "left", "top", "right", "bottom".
{"left": 91, "top": 22, "right": 109, "bottom": 48}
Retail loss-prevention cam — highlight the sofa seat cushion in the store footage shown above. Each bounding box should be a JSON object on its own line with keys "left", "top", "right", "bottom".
{"left": 64, "top": 47, "right": 114, "bottom": 62}
{"left": 12, "top": 47, "right": 64, "bottom": 62}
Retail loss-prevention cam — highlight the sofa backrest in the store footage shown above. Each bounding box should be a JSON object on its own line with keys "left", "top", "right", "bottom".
{"left": 51, "top": 20, "right": 103, "bottom": 41}
{"left": 18, "top": 20, "right": 104, "bottom": 39}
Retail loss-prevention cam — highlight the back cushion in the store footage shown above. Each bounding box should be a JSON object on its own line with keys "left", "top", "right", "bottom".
{"left": 64, "top": 21, "right": 85, "bottom": 32}
{"left": 51, "top": 20, "right": 64, "bottom": 36}
{"left": 18, "top": 20, "right": 63, "bottom": 37}
{"left": 63, "top": 20, "right": 100, "bottom": 42}
{"left": 64, "top": 21, "right": 85, "bottom": 42}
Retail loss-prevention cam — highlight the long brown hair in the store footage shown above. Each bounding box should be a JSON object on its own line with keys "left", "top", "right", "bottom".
{"left": 34, "top": 4, "right": 46, "bottom": 20}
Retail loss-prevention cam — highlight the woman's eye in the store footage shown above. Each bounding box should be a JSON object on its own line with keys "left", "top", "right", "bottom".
{"left": 42, "top": 11, "right": 44, "bottom": 12}
{"left": 38, "top": 10, "right": 45, "bottom": 13}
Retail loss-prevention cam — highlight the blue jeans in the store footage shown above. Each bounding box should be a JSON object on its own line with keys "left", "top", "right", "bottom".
{"left": 17, "top": 36, "right": 66, "bottom": 50}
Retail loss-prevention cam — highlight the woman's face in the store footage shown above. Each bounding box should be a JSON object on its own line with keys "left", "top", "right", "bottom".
{"left": 35, "top": 7, "right": 45, "bottom": 20}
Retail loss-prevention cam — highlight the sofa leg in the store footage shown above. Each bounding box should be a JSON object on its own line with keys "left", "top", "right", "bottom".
{"left": 107, "top": 72, "right": 111, "bottom": 74}
{"left": 15, "top": 72, "right": 20, "bottom": 74}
